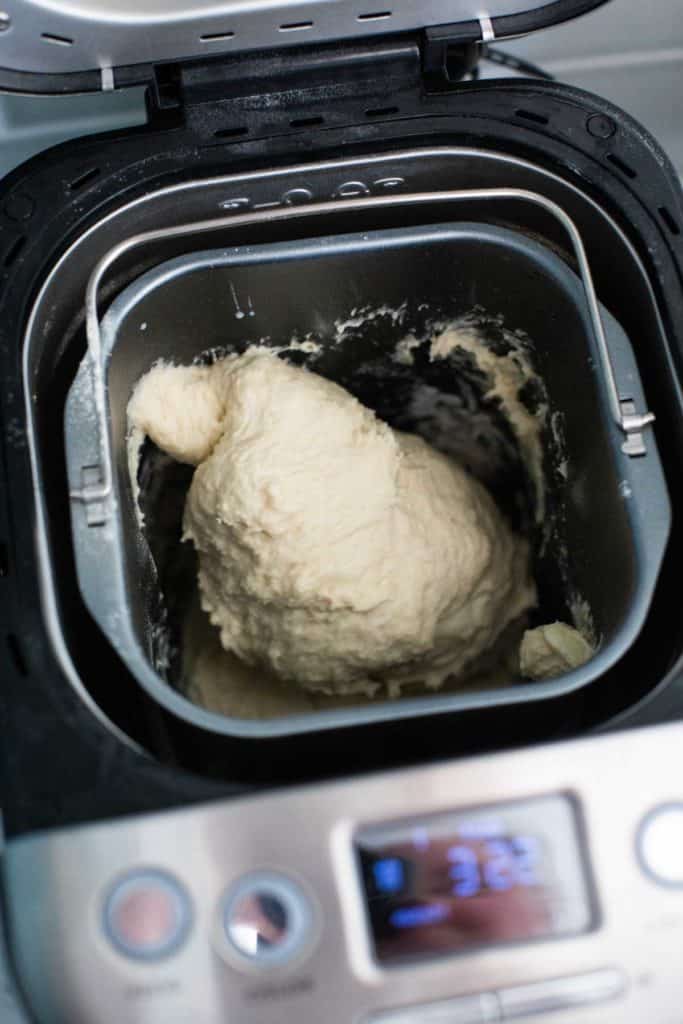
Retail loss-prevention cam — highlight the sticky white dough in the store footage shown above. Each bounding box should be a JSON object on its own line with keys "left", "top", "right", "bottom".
{"left": 520, "top": 621, "right": 594, "bottom": 681}
{"left": 129, "top": 349, "right": 537, "bottom": 696}
{"left": 126, "top": 361, "right": 226, "bottom": 466}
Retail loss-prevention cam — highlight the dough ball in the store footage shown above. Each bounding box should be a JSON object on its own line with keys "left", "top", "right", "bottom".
{"left": 128, "top": 361, "right": 226, "bottom": 466}
{"left": 520, "top": 621, "right": 593, "bottom": 681}
{"left": 181, "top": 350, "right": 536, "bottom": 695}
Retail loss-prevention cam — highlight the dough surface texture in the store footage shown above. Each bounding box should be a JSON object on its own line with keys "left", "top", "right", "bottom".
{"left": 129, "top": 349, "right": 536, "bottom": 696}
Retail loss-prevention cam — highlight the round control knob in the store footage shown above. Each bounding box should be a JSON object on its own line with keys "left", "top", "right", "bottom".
{"left": 103, "top": 869, "right": 192, "bottom": 960}
{"left": 638, "top": 805, "right": 683, "bottom": 885}
{"left": 222, "top": 872, "right": 314, "bottom": 968}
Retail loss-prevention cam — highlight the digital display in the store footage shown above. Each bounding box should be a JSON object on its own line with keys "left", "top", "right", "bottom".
{"left": 356, "top": 795, "right": 593, "bottom": 964}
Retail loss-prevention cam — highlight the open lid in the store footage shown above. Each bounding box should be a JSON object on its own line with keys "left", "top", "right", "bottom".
{"left": 0, "top": 0, "right": 610, "bottom": 94}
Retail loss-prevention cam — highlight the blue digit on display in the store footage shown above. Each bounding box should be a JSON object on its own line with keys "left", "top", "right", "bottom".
{"left": 483, "top": 839, "right": 515, "bottom": 891}
{"left": 512, "top": 835, "right": 541, "bottom": 887}
{"left": 372, "top": 858, "right": 405, "bottom": 895}
{"left": 447, "top": 845, "right": 481, "bottom": 898}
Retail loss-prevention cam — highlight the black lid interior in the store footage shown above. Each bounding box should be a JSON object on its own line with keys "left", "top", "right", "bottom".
{"left": 0, "top": 0, "right": 610, "bottom": 95}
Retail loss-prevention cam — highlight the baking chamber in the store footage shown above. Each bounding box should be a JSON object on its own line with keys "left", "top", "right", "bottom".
{"left": 60, "top": 186, "right": 669, "bottom": 737}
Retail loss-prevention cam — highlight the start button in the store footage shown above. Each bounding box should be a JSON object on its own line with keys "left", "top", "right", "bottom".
{"left": 103, "top": 869, "right": 192, "bottom": 960}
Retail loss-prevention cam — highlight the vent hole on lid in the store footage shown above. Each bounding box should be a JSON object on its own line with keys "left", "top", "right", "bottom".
{"left": 4, "top": 235, "right": 25, "bottom": 268}
{"left": 214, "top": 126, "right": 249, "bottom": 139}
{"left": 290, "top": 115, "right": 324, "bottom": 127}
{"left": 0, "top": 541, "right": 8, "bottom": 577}
{"left": 366, "top": 106, "right": 399, "bottom": 117}
{"left": 41, "top": 32, "right": 74, "bottom": 46}
{"left": 279, "top": 21, "right": 313, "bottom": 31}
{"left": 659, "top": 206, "right": 680, "bottom": 236}
{"left": 200, "top": 31, "right": 235, "bottom": 42}
{"left": 515, "top": 108, "right": 549, "bottom": 126}
{"left": 7, "top": 634, "right": 28, "bottom": 677}
{"left": 606, "top": 153, "right": 637, "bottom": 179}
{"left": 68, "top": 167, "right": 100, "bottom": 191}
{"left": 358, "top": 10, "right": 391, "bottom": 20}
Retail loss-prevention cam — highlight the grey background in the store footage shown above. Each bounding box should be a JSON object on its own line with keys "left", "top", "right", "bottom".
{"left": 498, "top": 0, "right": 683, "bottom": 174}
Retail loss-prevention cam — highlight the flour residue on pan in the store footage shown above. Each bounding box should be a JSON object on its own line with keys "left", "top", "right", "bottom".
{"left": 386, "top": 312, "right": 548, "bottom": 526}
{"left": 127, "top": 423, "right": 146, "bottom": 525}
{"left": 333, "top": 303, "right": 408, "bottom": 346}
{"left": 570, "top": 593, "right": 597, "bottom": 647}
{"left": 428, "top": 320, "right": 548, "bottom": 523}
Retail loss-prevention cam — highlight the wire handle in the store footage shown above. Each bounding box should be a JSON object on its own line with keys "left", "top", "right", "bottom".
{"left": 72, "top": 187, "right": 655, "bottom": 506}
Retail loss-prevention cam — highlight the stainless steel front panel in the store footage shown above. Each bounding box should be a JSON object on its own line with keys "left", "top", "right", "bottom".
{"left": 5, "top": 720, "right": 683, "bottom": 1023}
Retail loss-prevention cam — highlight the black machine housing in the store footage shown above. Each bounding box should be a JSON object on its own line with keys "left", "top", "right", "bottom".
{"left": 1, "top": 2, "right": 683, "bottom": 840}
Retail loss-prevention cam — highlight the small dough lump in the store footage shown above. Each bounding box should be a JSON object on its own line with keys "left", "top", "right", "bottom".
{"left": 520, "top": 621, "right": 593, "bottom": 681}
{"left": 127, "top": 361, "right": 226, "bottom": 466}
{"left": 129, "top": 349, "right": 537, "bottom": 696}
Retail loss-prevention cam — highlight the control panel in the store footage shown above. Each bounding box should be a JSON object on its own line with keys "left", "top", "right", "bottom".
{"left": 5, "top": 721, "right": 683, "bottom": 1023}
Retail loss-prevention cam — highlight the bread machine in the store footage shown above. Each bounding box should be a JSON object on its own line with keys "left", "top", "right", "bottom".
{"left": 2, "top": 2, "right": 683, "bottom": 1021}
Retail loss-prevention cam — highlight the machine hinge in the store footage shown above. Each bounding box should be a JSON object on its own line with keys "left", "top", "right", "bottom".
{"left": 147, "top": 36, "right": 422, "bottom": 122}
{"left": 422, "top": 14, "right": 494, "bottom": 87}
{"left": 151, "top": 62, "right": 183, "bottom": 112}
